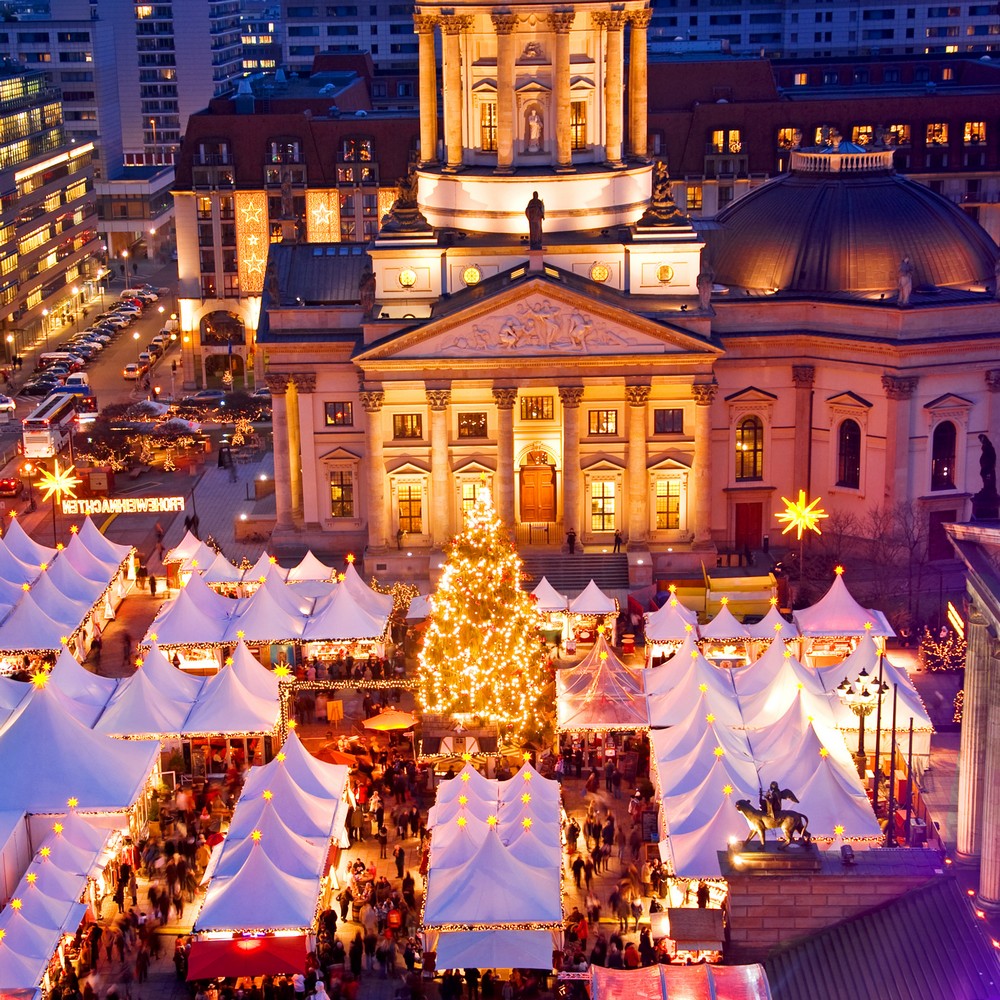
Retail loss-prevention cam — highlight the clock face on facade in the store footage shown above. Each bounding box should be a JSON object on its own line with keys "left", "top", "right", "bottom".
{"left": 398, "top": 268, "right": 417, "bottom": 288}
{"left": 462, "top": 265, "right": 482, "bottom": 286}
{"left": 657, "top": 264, "right": 675, "bottom": 283}
{"left": 590, "top": 262, "right": 611, "bottom": 283}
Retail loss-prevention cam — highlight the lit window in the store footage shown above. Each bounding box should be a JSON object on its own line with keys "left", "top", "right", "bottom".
{"left": 655, "top": 480, "right": 680, "bottom": 529}
{"left": 926, "top": 122, "right": 949, "bottom": 145}
{"left": 461, "top": 481, "right": 478, "bottom": 517}
{"left": 793, "top": 72, "right": 808, "bottom": 85}
{"left": 886, "top": 123, "right": 910, "bottom": 145}
{"left": 340, "top": 137, "right": 373, "bottom": 161}
{"left": 735, "top": 416, "right": 764, "bottom": 481}
{"left": 457, "top": 412, "right": 487, "bottom": 438}
{"left": 329, "top": 471, "right": 354, "bottom": 517}
{"left": 588, "top": 410, "right": 617, "bottom": 435}
{"left": 570, "top": 101, "right": 587, "bottom": 150}
{"left": 852, "top": 125, "right": 874, "bottom": 145}
{"left": 393, "top": 413, "right": 422, "bottom": 438}
{"left": 710, "top": 128, "right": 742, "bottom": 153}
{"left": 837, "top": 419, "right": 861, "bottom": 488}
{"left": 520, "top": 396, "right": 553, "bottom": 420}
{"left": 776, "top": 127, "right": 798, "bottom": 148}
{"left": 964, "top": 121, "right": 986, "bottom": 144}
{"left": 480, "top": 102, "right": 497, "bottom": 151}
{"left": 398, "top": 483, "right": 422, "bottom": 533}
{"left": 324, "top": 401, "right": 353, "bottom": 426}
{"left": 931, "top": 421, "right": 956, "bottom": 490}
{"left": 686, "top": 185, "right": 703, "bottom": 211}
{"left": 590, "top": 480, "right": 616, "bottom": 531}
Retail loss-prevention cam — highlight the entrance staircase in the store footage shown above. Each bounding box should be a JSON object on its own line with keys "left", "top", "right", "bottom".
{"left": 519, "top": 552, "right": 630, "bottom": 598}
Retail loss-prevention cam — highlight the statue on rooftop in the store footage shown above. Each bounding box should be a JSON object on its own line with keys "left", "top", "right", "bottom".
{"left": 638, "top": 160, "right": 688, "bottom": 228}
{"left": 736, "top": 794, "right": 812, "bottom": 849}
{"left": 380, "top": 166, "right": 431, "bottom": 233}
{"left": 525, "top": 191, "right": 545, "bottom": 249}
{"left": 897, "top": 256, "right": 915, "bottom": 306}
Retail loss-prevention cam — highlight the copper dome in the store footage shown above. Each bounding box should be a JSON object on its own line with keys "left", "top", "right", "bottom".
{"left": 711, "top": 148, "right": 998, "bottom": 296}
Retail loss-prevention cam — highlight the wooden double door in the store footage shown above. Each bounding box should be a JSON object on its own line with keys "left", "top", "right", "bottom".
{"left": 520, "top": 465, "right": 557, "bottom": 522}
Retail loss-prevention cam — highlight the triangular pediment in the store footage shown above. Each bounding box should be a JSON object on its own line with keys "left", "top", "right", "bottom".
{"left": 387, "top": 459, "right": 430, "bottom": 475}
{"left": 925, "top": 393, "right": 972, "bottom": 410}
{"left": 648, "top": 455, "right": 692, "bottom": 472}
{"left": 581, "top": 456, "right": 625, "bottom": 472}
{"left": 725, "top": 385, "right": 778, "bottom": 403}
{"left": 453, "top": 458, "right": 496, "bottom": 475}
{"left": 827, "top": 391, "right": 872, "bottom": 409}
{"left": 356, "top": 277, "right": 718, "bottom": 365}
{"left": 318, "top": 446, "right": 362, "bottom": 462}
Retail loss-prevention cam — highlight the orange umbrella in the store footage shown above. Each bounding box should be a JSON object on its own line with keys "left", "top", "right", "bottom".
{"left": 363, "top": 708, "right": 417, "bottom": 731}
{"left": 314, "top": 745, "right": 359, "bottom": 766}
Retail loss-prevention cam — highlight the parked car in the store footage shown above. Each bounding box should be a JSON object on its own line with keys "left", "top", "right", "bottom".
{"left": 146, "top": 343, "right": 163, "bottom": 359}
{"left": 0, "top": 394, "right": 15, "bottom": 413}
{"left": 122, "top": 362, "right": 145, "bottom": 380}
{"left": 21, "top": 378, "right": 61, "bottom": 396}
{"left": 100, "top": 315, "right": 129, "bottom": 328}
{"left": 179, "top": 389, "right": 226, "bottom": 407}
{"left": 137, "top": 351, "right": 153, "bottom": 366}
{"left": 0, "top": 476, "right": 20, "bottom": 498}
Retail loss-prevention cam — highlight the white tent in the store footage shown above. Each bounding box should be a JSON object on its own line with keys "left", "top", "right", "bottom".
{"left": 25, "top": 573, "right": 93, "bottom": 628}
{"left": 0, "top": 592, "right": 78, "bottom": 653}
{"left": 423, "top": 827, "right": 562, "bottom": 925}
{"left": 60, "top": 539, "right": 121, "bottom": 585}
{"left": 745, "top": 603, "right": 798, "bottom": 641}
{"left": 569, "top": 580, "right": 618, "bottom": 615}
{"left": 699, "top": 602, "right": 750, "bottom": 641}
{"left": 181, "top": 665, "right": 279, "bottom": 736}
{"left": 245, "top": 551, "right": 282, "bottom": 583}
{"left": 213, "top": 816, "right": 328, "bottom": 880}
{"left": 1, "top": 519, "right": 56, "bottom": 567}
{"left": 180, "top": 540, "right": 220, "bottom": 574}
{"left": 94, "top": 663, "right": 191, "bottom": 737}
{"left": 646, "top": 649, "right": 740, "bottom": 728}
{"left": 145, "top": 585, "right": 231, "bottom": 647}
{"left": 225, "top": 580, "right": 305, "bottom": 644}
{"left": 201, "top": 552, "right": 245, "bottom": 585}
{"left": 641, "top": 634, "right": 701, "bottom": 696}
{"left": 268, "top": 730, "right": 350, "bottom": 804}
{"left": 405, "top": 594, "right": 433, "bottom": 621}
{"left": 234, "top": 774, "right": 336, "bottom": 839}
{"left": 303, "top": 583, "right": 388, "bottom": 642}
{"left": 531, "top": 576, "right": 568, "bottom": 612}
{"left": 75, "top": 518, "right": 132, "bottom": 566}
{"left": 432, "top": 930, "right": 555, "bottom": 971}
{"left": 0, "top": 542, "right": 43, "bottom": 586}
{"left": 194, "top": 847, "right": 320, "bottom": 932}
{"left": 0, "top": 681, "right": 158, "bottom": 813}
{"left": 227, "top": 641, "right": 281, "bottom": 702}
{"left": 165, "top": 530, "right": 204, "bottom": 563}
{"left": 48, "top": 647, "right": 117, "bottom": 710}
{"left": 183, "top": 571, "right": 240, "bottom": 619}
{"left": 340, "top": 563, "right": 394, "bottom": 616}
{"left": 645, "top": 599, "right": 700, "bottom": 642}
{"left": 134, "top": 643, "right": 204, "bottom": 703}
{"left": 793, "top": 572, "right": 894, "bottom": 637}
{"left": 287, "top": 551, "right": 335, "bottom": 583}
{"left": 0, "top": 674, "right": 29, "bottom": 716}
{"left": 40, "top": 557, "right": 107, "bottom": 605}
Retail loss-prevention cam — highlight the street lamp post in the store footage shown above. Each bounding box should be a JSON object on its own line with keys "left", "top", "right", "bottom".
{"left": 836, "top": 667, "right": 888, "bottom": 778}
{"left": 133, "top": 329, "right": 141, "bottom": 364}
{"left": 122, "top": 250, "right": 130, "bottom": 291}
{"left": 71, "top": 286, "right": 80, "bottom": 332}
{"left": 41, "top": 308, "right": 49, "bottom": 350}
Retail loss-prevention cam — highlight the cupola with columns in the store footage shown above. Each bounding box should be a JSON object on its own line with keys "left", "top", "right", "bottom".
{"left": 411, "top": 0, "right": 655, "bottom": 234}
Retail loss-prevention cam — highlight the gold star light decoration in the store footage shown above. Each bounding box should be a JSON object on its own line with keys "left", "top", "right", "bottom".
{"left": 37, "top": 460, "right": 82, "bottom": 506}
{"left": 775, "top": 490, "right": 828, "bottom": 539}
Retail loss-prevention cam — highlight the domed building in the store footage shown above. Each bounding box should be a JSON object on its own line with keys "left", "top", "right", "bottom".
{"left": 211, "top": 12, "right": 1000, "bottom": 586}
{"left": 712, "top": 144, "right": 997, "bottom": 297}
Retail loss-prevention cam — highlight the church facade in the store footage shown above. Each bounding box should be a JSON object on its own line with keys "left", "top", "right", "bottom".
{"left": 237, "top": 0, "right": 1000, "bottom": 585}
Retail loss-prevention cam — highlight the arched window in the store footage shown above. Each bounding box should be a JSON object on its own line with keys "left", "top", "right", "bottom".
{"left": 837, "top": 419, "right": 861, "bottom": 488}
{"left": 735, "top": 416, "right": 764, "bottom": 481}
{"left": 931, "top": 421, "right": 957, "bottom": 490}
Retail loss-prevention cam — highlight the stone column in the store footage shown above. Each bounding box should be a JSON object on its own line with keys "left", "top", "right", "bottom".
{"left": 265, "top": 374, "right": 294, "bottom": 531}
{"left": 441, "top": 14, "right": 472, "bottom": 171}
{"left": 493, "top": 388, "right": 518, "bottom": 527}
{"left": 627, "top": 9, "right": 651, "bottom": 159}
{"left": 427, "top": 388, "right": 452, "bottom": 546}
{"left": 691, "top": 382, "right": 717, "bottom": 547}
{"left": 978, "top": 629, "right": 1000, "bottom": 910}
{"left": 595, "top": 9, "right": 627, "bottom": 166}
{"left": 626, "top": 385, "right": 650, "bottom": 543}
{"left": 415, "top": 15, "right": 439, "bottom": 165}
{"left": 792, "top": 365, "right": 815, "bottom": 491}
{"left": 291, "top": 373, "right": 317, "bottom": 529}
{"left": 985, "top": 369, "right": 1000, "bottom": 440}
{"left": 559, "top": 386, "right": 584, "bottom": 537}
{"left": 551, "top": 9, "right": 575, "bottom": 171}
{"left": 360, "top": 389, "right": 388, "bottom": 549}
{"left": 958, "top": 607, "right": 993, "bottom": 864}
{"left": 492, "top": 11, "right": 517, "bottom": 173}
{"left": 881, "top": 375, "right": 918, "bottom": 506}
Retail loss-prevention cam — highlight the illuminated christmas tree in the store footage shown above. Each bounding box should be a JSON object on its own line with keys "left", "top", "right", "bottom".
{"left": 417, "top": 482, "right": 548, "bottom": 741}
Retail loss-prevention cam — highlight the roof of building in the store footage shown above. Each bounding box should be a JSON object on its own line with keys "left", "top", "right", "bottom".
{"left": 764, "top": 877, "right": 1000, "bottom": 1000}
{"left": 270, "top": 242, "right": 370, "bottom": 306}
{"left": 710, "top": 152, "right": 997, "bottom": 297}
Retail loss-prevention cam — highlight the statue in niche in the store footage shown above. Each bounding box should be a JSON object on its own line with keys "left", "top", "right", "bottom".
{"left": 897, "top": 256, "right": 915, "bottom": 307}
{"left": 526, "top": 107, "right": 544, "bottom": 152}
{"left": 280, "top": 168, "right": 294, "bottom": 218}
{"left": 521, "top": 41, "right": 544, "bottom": 60}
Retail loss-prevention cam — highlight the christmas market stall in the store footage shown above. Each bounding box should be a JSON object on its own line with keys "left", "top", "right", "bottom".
{"left": 588, "top": 961, "right": 773, "bottom": 1000}
{"left": 567, "top": 581, "right": 619, "bottom": 647}
{"left": 643, "top": 598, "right": 699, "bottom": 667}
{"left": 697, "top": 598, "right": 751, "bottom": 668}
{"left": 422, "top": 762, "right": 563, "bottom": 972}
{"left": 187, "top": 732, "right": 351, "bottom": 980}
{"left": 531, "top": 576, "right": 569, "bottom": 648}
{"left": 644, "top": 640, "right": 742, "bottom": 729}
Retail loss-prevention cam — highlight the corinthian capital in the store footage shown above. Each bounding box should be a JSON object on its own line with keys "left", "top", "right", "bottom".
{"left": 558, "top": 385, "right": 585, "bottom": 408}
{"left": 413, "top": 13, "right": 437, "bottom": 33}
{"left": 629, "top": 8, "right": 652, "bottom": 28}
{"left": 425, "top": 389, "right": 452, "bottom": 411}
{"left": 593, "top": 10, "right": 627, "bottom": 30}
{"left": 881, "top": 374, "right": 918, "bottom": 400}
{"left": 440, "top": 13, "right": 473, "bottom": 33}
{"left": 549, "top": 8, "right": 575, "bottom": 32}
{"left": 291, "top": 373, "right": 316, "bottom": 394}
{"left": 791, "top": 365, "right": 815, "bottom": 388}
{"left": 493, "top": 387, "right": 519, "bottom": 409}
{"left": 265, "top": 373, "right": 290, "bottom": 395}
{"left": 491, "top": 10, "right": 518, "bottom": 33}
{"left": 625, "top": 385, "right": 651, "bottom": 407}
{"left": 359, "top": 390, "right": 385, "bottom": 413}
{"left": 692, "top": 382, "right": 718, "bottom": 406}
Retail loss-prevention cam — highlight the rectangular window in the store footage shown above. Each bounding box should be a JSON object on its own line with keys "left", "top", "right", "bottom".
{"left": 458, "top": 412, "right": 487, "bottom": 438}
{"left": 886, "top": 123, "right": 910, "bottom": 145}
{"left": 964, "top": 121, "right": 986, "bottom": 143}
{"left": 718, "top": 185, "right": 734, "bottom": 208}
{"left": 654, "top": 408, "right": 684, "bottom": 434}
{"left": 325, "top": 401, "right": 354, "bottom": 426}
{"left": 588, "top": 409, "right": 617, "bottom": 435}
{"left": 777, "top": 127, "right": 798, "bottom": 148}
{"left": 655, "top": 480, "right": 680, "bottom": 530}
{"left": 852, "top": 125, "right": 874, "bottom": 145}
{"left": 520, "top": 396, "right": 553, "bottom": 420}
{"left": 570, "top": 101, "right": 587, "bottom": 150}
{"left": 480, "top": 101, "right": 497, "bottom": 152}
{"left": 590, "top": 480, "right": 616, "bottom": 532}
{"left": 461, "top": 481, "right": 478, "bottom": 518}
{"left": 393, "top": 413, "right": 422, "bottom": 438}
{"left": 329, "top": 471, "right": 354, "bottom": 517}
{"left": 793, "top": 72, "right": 808, "bottom": 85}
{"left": 926, "top": 122, "right": 949, "bottom": 145}
{"left": 398, "top": 483, "right": 422, "bottom": 533}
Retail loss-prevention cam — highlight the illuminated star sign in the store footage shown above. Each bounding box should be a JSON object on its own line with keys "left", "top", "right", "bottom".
{"left": 25, "top": 873, "right": 36, "bottom": 885}
{"left": 775, "top": 490, "right": 828, "bottom": 539}
{"left": 244, "top": 254, "right": 267, "bottom": 278}
{"left": 487, "top": 815, "right": 498, "bottom": 826}
{"left": 311, "top": 203, "right": 334, "bottom": 227}
{"left": 241, "top": 201, "right": 263, "bottom": 225}
{"left": 251, "top": 829, "right": 263, "bottom": 842}
{"left": 521, "top": 793, "right": 531, "bottom": 804}
{"left": 722, "top": 784, "right": 733, "bottom": 796}
{"left": 38, "top": 458, "right": 83, "bottom": 500}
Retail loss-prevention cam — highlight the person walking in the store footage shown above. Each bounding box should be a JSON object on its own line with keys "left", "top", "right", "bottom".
{"left": 567, "top": 528, "right": 577, "bottom": 554}
{"left": 149, "top": 574, "right": 158, "bottom": 597}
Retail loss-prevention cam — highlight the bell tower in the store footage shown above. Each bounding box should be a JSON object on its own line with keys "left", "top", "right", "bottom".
{"left": 411, "top": 0, "right": 655, "bottom": 235}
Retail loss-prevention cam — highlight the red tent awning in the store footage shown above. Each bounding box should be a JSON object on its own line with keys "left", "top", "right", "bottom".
{"left": 187, "top": 935, "right": 308, "bottom": 980}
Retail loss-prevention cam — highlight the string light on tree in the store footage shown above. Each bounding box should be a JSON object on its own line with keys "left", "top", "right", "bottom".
{"left": 416, "top": 480, "right": 548, "bottom": 742}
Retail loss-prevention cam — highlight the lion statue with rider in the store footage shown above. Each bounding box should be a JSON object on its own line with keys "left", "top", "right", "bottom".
{"left": 735, "top": 781, "right": 812, "bottom": 849}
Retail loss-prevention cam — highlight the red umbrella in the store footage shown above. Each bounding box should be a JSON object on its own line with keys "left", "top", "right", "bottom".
{"left": 363, "top": 708, "right": 417, "bottom": 731}
{"left": 314, "top": 744, "right": 359, "bottom": 766}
